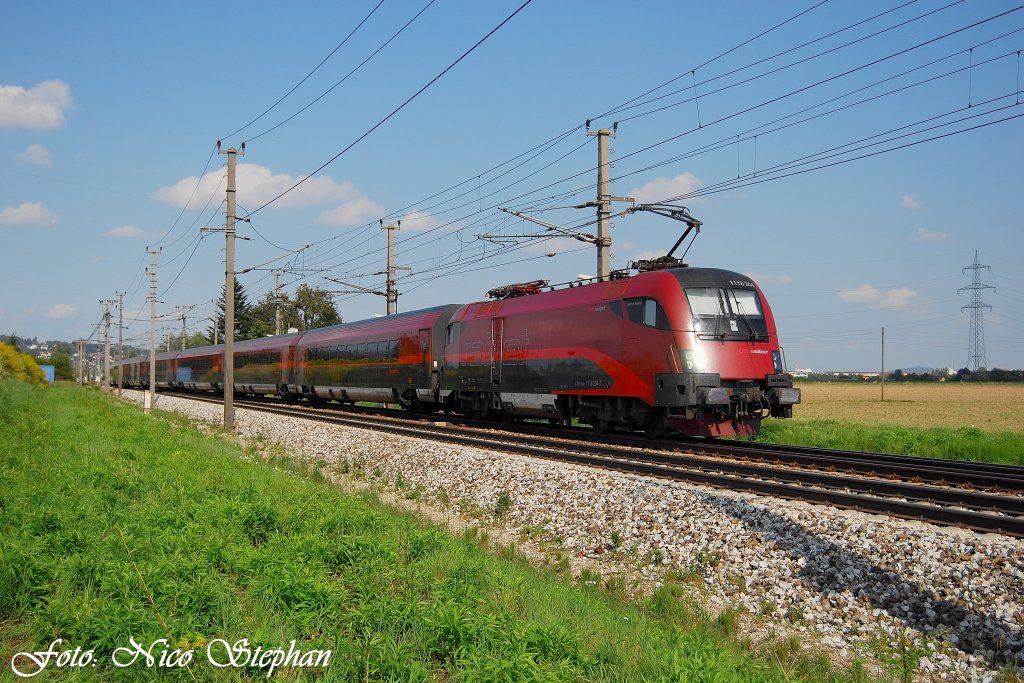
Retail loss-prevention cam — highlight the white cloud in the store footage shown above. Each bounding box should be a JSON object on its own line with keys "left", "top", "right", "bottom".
{"left": 901, "top": 194, "right": 922, "bottom": 210}
{"left": 0, "top": 202, "right": 59, "bottom": 226}
{"left": 838, "top": 284, "right": 881, "bottom": 303}
{"left": 877, "top": 286, "right": 917, "bottom": 309}
{"left": 16, "top": 144, "right": 53, "bottom": 166}
{"left": 838, "top": 284, "right": 918, "bottom": 309}
{"left": 102, "top": 225, "right": 145, "bottom": 238}
{"left": 47, "top": 304, "right": 78, "bottom": 319}
{"left": 317, "top": 197, "right": 384, "bottom": 226}
{"left": 914, "top": 227, "right": 952, "bottom": 242}
{"left": 629, "top": 172, "right": 703, "bottom": 204}
{"left": 154, "top": 163, "right": 362, "bottom": 209}
{"left": 0, "top": 81, "right": 73, "bottom": 129}
{"left": 397, "top": 210, "right": 440, "bottom": 231}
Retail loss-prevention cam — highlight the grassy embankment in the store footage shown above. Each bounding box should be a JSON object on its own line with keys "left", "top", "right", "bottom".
{"left": 755, "top": 383, "right": 1024, "bottom": 465}
{"left": 0, "top": 381, "right": 867, "bottom": 682}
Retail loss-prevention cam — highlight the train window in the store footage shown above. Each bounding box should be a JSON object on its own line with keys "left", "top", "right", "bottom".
{"left": 388, "top": 339, "right": 398, "bottom": 360}
{"left": 357, "top": 343, "right": 367, "bottom": 361}
{"left": 685, "top": 288, "right": 726, "bottom": 317}
{"left": 685, "top": 287, "right": 764, "bottom": 318}
{"left": 726, "top": 288, "right": 763, "bottom": 318}
{"left": 644, "top": 299, "right": 657, "bottom": 326}
{"left": 625, "top": 297, "right": 669, "bottom": 329}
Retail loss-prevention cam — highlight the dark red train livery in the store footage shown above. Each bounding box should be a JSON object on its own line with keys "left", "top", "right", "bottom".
{"left": 114, "top": 266, "right": 799, "bottom": 436}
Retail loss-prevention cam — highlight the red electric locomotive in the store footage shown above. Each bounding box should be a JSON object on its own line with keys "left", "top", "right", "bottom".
{"left": 441, "top": 265, "right": 799, "bottom": 436}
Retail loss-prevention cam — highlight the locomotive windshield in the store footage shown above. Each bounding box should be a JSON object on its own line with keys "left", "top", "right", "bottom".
{"left": 684, "top": 287, "right": 768, "bottom": 341}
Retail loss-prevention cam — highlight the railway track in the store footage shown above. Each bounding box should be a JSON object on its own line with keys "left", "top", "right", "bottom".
{"left": 159, "top": 391, "right": 1024, "bottom": 538}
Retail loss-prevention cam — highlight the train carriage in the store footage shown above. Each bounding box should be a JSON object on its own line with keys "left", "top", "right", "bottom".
{"left": 173, "top": 345, "right": 220, "bottom": 391}
{"left": 294, "top": 305, "right": 460, "bottom": 408}
{"left": 232, "top": 334, "right": 301, "bottom": 395}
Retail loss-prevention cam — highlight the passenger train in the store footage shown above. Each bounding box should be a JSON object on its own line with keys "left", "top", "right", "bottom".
{"left": 113, "top": 265, "right": 800, "bottom": 437}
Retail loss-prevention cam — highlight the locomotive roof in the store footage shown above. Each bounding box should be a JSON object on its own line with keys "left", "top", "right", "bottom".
{"left": 664, "top": 266, "right": 760, "bottom": 288}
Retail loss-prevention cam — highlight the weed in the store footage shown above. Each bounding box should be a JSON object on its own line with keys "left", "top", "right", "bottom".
{"left": 696, "top": 549, "right": 723, "bottom": 567}
{"left": 579, "top": 568, "right": 601, "bottom": 589}
{"left": 609, "top": 530, "right": 623, "bottom": 550}
{"left": 493, "top": 490, "right": 512, "bottom": 518}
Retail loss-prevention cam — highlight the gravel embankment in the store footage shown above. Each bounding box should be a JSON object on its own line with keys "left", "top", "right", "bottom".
{"left": 124, "top": 392, "right": 1024, "bottom": 681}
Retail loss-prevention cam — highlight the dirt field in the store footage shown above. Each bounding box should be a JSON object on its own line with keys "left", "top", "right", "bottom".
{"left": 792, "top": 382, "right": 1024, "bottom": 432}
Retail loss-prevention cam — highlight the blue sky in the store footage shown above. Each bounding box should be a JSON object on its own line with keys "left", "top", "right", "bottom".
{"left": 1, "top": 0, "right": 1022, "bottom": 371}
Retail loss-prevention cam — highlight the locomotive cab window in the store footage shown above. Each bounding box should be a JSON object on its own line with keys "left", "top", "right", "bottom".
{"left": 685, "top": 287, "right": 768, "bottom": 340}
{"left": 625, "top": 297, "right": 669, "bottom": 329}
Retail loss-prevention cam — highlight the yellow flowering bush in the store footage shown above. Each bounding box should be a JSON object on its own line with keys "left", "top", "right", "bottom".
{"left": 0, "top": 342, "right": 46, "bottom": 385}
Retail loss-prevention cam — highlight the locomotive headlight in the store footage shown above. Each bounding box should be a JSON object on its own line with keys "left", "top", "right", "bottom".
{"left": 683, "top": 346, "right": 707, "bottom": 372}
{"left": 772, "top": 351, "right": 783, "bottom": 373}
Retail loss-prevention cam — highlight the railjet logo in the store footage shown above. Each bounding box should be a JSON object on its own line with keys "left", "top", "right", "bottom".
{"left": 10, "top": 638, "right": 332, "bottom": 678}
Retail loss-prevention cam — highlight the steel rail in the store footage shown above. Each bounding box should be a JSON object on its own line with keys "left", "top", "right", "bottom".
{"left": 156, "top": 391, "right": 1024, "bottom": 538}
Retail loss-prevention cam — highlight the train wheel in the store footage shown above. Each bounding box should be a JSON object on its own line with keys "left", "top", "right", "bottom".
{"left": 592, "top": 418, "right": 608, "bottom": 435}
{"left": 644, "top": 422, "right": 665, "bottom": 439}
{"left": 547, "top": 418, "right": 563, "bottom": 427}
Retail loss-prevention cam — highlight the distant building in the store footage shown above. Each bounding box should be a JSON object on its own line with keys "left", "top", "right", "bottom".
{"left": 39, "top": 365, "right": 55, "bottom": 383}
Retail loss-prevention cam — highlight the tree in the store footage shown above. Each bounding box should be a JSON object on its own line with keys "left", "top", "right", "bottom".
{"left": 247, "top": 292, "right": 301, "bottom": 338}
{"left": 50, "top": 351, "right": 75, "bottom": 380}
{"left": 246, "top": 285, "right": 341, "bottom": 337}
{"left": 293, "top": 285, "right": 341, "bottom": 330}
{"left": 207, "top": 280, "right": 253, "bottom": 343}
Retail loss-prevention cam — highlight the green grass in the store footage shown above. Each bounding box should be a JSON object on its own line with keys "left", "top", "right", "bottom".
{"left": 0, "top": 381, "right": 871, "bottom": 682}
{"left": 755, "top": 418, "right": 1024, "bottom": 465}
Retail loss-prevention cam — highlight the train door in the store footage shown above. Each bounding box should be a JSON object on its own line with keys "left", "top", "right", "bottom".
{"left": 490, "top": 317, "right": 504, "bottom": 385}
{"left": 418, "top": 329, "right": 431, "bottom": 382}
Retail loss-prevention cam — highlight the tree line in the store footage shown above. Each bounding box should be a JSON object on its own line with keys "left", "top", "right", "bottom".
{"left": 204, "top": 281, "right": 342, "bottom": 344}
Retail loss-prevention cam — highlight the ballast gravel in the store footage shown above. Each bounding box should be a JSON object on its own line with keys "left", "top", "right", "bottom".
{"left": 124, "top": 392, "right": 1023, "bottom": 682}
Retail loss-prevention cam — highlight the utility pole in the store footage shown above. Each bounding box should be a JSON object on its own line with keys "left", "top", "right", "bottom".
{"left": 116, "top": 292, "right": 124, "bottom": 396}
{"left": 381, "top": 220, "right": 402, "bottom": 315}
{"left": 880, "top": 327, "right": 885, "bottom": 402}
{"left": 76, "top": 339, "right": 84, "bottom": 384}
{"left": 585, "top": 121, "right": 631, "bottom": 280}
{"left": 217, "top": 141, "right": 244, "bottom": 430}
{"left": 274, "top": 270, "right": 284, "bottom": 335}
{"left": 146, "top": 247, "right": 161, "bottom": 413}
{"left": 959, "top": 250, "right": 995, "bottom": 371}
{"left": 102, "top": 300, "right": 112, "bottom": 392}
{"left": 174, "top": 304, "right": 195, "bottom": 350}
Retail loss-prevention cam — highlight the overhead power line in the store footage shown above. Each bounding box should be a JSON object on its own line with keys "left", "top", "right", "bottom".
{"left": 244, "top": 0, "right": 535, "bottom": 217}
{"left": 220, "top": 0, "right": 388, "bottom": 141}
{"left": 243, "top": 0, "right": 439, "bottom": 144}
